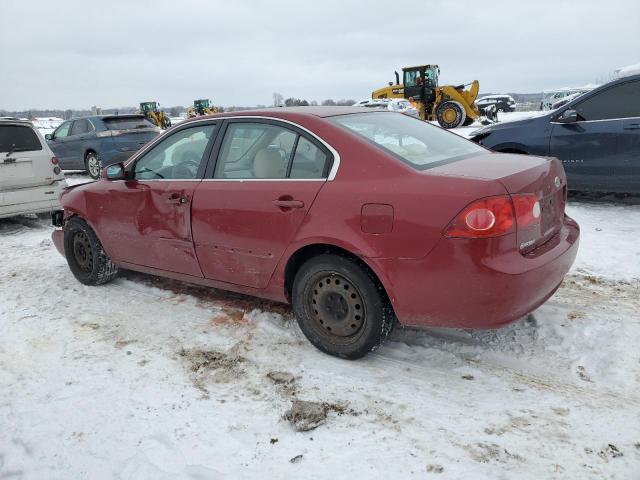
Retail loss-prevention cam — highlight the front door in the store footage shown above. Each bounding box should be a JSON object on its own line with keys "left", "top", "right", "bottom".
{"left": 48, "top": 121, "right": 74, "bottom": 167}
{"left": 64, "top": 119, "right": 94, "bottom": 167}
{"left": 550, "top": 79, "right": 640, "bottom": 192}
{"left": 94, "top": 122, "right": 218, "bottom": 276}
{"left": 191, "top": 120, "right": 332, "bottom": 288}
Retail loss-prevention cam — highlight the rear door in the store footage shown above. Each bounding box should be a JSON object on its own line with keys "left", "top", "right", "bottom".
{"left": 550, "top": 79, "right": 640, "bottom": 192}
{"left": 0, "top": 123, "right": 49, "bottom": 191}
{"left": 95, "top": 122, "right": 219, "bottom": 276}
{"left": 191, "top": 119, "right": 332, "bottom": 288}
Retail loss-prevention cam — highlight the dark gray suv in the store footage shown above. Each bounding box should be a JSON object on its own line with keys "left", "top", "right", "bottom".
{"left": 470, "top": 75, "right": 640, "bottom": 193}
{"left": 46, "top": 115, "right": 160, "bottom": 179}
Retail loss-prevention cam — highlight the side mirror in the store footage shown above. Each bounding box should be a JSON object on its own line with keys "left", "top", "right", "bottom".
{"left": 45, "top": 133, "right": 53, "bottom": 140}
{"left": 105, "top": 163, "right": 125, "bottom": 180}
{"left": 556, "top": 109, "right": 578, "bottom": 123}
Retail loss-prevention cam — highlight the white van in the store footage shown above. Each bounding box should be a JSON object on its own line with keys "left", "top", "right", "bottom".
{"left": 0, "top": 119, "right": 67, "bottom": 218}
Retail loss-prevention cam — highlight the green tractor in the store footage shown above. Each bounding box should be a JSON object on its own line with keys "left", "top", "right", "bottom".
{"left": 139, "top": 101, "right": 171, "bottom": 129}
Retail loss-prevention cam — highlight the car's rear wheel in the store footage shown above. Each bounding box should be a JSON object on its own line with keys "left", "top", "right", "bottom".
{"left": 292, "top": 254, "right": 395, "bottom": 359}
{"left": 85, "top": 152, "right": 101, "bottom": 179}
{"left": 64, "top": 217, "right": 118, "bottom": 285}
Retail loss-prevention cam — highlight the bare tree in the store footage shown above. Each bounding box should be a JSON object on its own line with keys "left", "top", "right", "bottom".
{"left": 272, "top": 92, "right": 284, "bottom": 107}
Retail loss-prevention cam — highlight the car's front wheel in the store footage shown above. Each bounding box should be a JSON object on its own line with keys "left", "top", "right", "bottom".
{"left": 85, "top": 152, "right": 101, "bottom": 179}
{"left": 436, "top": 101, "right": 467, "bottom": 129}
{"left": 64, "top": 217, "right": 118, "bottom": 285}
{"left": 292, "top": 254, "right": 395, "bottom": 359}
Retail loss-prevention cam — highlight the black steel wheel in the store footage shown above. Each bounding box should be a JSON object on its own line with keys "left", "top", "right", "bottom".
{"left": 292, "top": 254, "right": 395, "bottom": 359}
{"left": 64, "top": 217, "right": 118, "bottom": 285}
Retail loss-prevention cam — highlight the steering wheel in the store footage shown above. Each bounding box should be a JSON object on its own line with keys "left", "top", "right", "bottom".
{"left": 172, "top": 159, "right": 200, "bottom": 179}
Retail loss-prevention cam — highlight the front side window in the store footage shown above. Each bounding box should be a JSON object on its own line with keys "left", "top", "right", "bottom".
{"left": 0, "top": 125, "right": 42, "bottom": 153}
{"left": 404, "top": 70, "right": 419, "bottom": 87}
{"left": 54, "top": 121, "right": 72, "bottom": 139}
{"left": 332, "top": 112, "right": 484, "bottom": 170}
{"left": 134, "top": 124, "right": 217, "bottom": 180}
{"left": 574, "top": 81, "right": 640, "bottom": 121}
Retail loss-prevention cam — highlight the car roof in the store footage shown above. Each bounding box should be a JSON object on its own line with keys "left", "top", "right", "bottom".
{"left": 66, "top": 114, "right": 146, "bottom": 121}
{"left": 179, "top": 106, "right": 383, "bottom": 126}
{"left": 0, "top": 118, "right": 35, "bottom": 126}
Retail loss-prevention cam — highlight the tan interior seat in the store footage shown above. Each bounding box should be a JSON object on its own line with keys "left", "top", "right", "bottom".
{"left": 253, "top": 148, "right": 287, "bottom": 178}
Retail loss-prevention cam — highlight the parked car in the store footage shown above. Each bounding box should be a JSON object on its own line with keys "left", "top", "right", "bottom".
{"left": 476, "top": 95, "right": 516, "bottom": 114}
{"left": 469, "top": 75, "right": 640, "bottom": 193}
{"left": 46, "top": 115, "right": 160, "bottom": 179}
{"left": 0, "top": 119, "right": 66, "bottom": 218}
{"left": 51, "top": 107, "right": 579, "bottom": 359}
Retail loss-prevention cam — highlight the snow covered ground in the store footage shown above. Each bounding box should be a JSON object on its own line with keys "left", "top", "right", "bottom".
{"left": 2, "top": 183, "right": 640, "bottom": 478}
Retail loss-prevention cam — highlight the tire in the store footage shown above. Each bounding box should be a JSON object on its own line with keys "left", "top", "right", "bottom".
{"left": 292, "top": 254, "right": 395, "bottom": 359}
{"left": 85, "top": 152, "right": 101, "bottom": 179}
{"left": 64, "top": 217, "right": 118, "bottom": 285}
{"left": 497, "top": 108, "right": 505, "bottom": 113}
{"left": 436, "top": 101, "right": 466, "bottom": 129}
{"left": 462, "top": 117, "right": 475, "bottom": 126}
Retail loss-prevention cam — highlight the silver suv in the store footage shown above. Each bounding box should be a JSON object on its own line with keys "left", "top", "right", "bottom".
{"left": 0, "top": 119, "right": 67, "bottom": 218}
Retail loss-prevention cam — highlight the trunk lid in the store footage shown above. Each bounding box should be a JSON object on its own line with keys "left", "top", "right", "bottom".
{"left": 431, "top": 152, "right": 567, "bottom": 253}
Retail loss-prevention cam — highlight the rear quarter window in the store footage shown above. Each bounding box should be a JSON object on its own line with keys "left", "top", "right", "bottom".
{"left": 0, "top": 125, "right": 43, "bottom": 153}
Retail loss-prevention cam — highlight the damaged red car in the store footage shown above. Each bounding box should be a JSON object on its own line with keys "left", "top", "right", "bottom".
{"left": 52, "top": 107, "right": 579, "bottom": 359}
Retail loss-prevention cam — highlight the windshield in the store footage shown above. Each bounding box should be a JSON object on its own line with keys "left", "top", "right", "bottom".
{"left": 331, "top": 112, "right": 484, "bottom": 170}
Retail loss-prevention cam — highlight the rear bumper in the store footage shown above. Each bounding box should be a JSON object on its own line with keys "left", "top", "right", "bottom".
{"left": 374, "top": 215, "right": 580, "bottom": 328}
{"left": 0, "top": 180, "right": 66, "bottom": 219}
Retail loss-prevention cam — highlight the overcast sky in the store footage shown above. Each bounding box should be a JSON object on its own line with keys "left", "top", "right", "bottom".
{"left": 1, "top": 0, "right": 638, "bottom": 110}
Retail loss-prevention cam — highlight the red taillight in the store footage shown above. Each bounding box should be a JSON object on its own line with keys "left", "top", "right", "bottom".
{"left": 444, "top": 196, "right": 515, "bottom": 238}
{"left": 51, "top": 156, "right": 59, "bottom": 165}
{"left": 512, "top": 194, "right": 541, "bottom": 228}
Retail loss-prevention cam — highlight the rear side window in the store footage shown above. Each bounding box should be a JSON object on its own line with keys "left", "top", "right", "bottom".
{"left": 332, "top": 112, "right": 484, "bottom": 170}
{"left": 0, "top": 125, "right": 42, "bottom": 153}
{"left": 290, "top": 137, "right": 328, "bottom": 179}
{"left": 214, "top": 122, "right": 330, "bottom": 180}
{"left": 575, "top": 81, "right": 640, "bottom": 121}
{"left": 104, "top": 117, "right": 155, "bottom": 130}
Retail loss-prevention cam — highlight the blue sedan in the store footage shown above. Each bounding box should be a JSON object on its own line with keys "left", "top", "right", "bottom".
{"left": 46, "top": 115, "right": 160, "bottom": 179}
{"left": 470, "top": 75, "right": 640, "bottom": 193}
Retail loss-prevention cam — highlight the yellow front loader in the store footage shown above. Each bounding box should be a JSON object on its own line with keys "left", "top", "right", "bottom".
{"left": 139, "top": 101, "right": 171, "bottom": 129}
{"left": 186, "top": 99, "right": 220, "bottom": 118}
{"left": 372, "top": 65, "right": 492, "bottom": 128}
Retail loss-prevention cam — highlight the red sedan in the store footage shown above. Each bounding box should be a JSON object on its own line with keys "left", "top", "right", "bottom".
{"left": 52, "top": 107, "right": 579, "bottom": 359}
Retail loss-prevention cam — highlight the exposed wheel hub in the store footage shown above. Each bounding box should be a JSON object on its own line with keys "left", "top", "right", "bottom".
{"left": 310, "top": 273, "right": 364, "bottom": 337}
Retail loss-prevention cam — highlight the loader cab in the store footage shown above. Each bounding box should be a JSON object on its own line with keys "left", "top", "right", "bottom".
{"left": 140, "top": 102, "right": 160, "bottom": 114}
{"left": 194, "top": 99, "right": 210, "bottom": 115}
{"left": 403, "top": 65, "right": 439, "bottom": 105}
